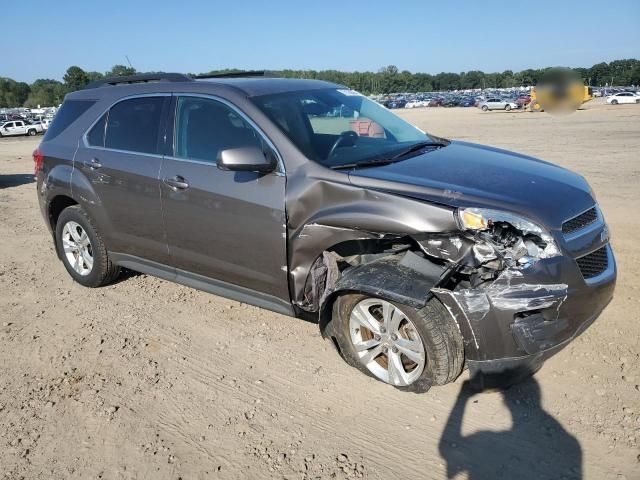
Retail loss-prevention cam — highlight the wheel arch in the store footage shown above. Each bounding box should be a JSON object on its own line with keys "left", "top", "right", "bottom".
{"left": 48, "top": 194, "right": 79, "bottom": 232}
{"left": 318, "top": 252, "right": 447, "bottom": 337}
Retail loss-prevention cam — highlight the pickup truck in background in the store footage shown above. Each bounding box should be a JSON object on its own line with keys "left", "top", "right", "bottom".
{"left": 0, "top": 120, "right": 43, "bottom": 137}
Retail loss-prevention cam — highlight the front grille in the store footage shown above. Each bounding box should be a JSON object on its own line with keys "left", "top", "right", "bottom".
{"left": 562, "top": 207, "right": 598, "bottom": 235}
{"left": 576, "top": 246, "right": 608, "bottom": 279}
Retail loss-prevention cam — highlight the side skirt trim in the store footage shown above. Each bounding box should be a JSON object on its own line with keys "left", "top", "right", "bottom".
{"left": 110, "top": 253, "right": 295, "bottom": 317}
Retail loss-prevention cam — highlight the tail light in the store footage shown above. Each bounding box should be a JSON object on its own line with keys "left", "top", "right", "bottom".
{"left": 33, "top": 147, "right": 43, "bottom": 175}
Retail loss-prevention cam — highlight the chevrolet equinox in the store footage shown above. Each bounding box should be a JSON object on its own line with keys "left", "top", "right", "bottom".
{"left": 35, "top": 73, "right": 616, "bottom": 392}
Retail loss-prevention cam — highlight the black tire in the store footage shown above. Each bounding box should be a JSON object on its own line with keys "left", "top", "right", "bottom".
{"left": 611, "top": 99, "right": 618, "bottom": 105}
{"left": 55, "top": 205, "right": 120, "bottom": 287}
{"left": 330, "top": 294, "right": 464, "bottom": 393}
{"left": 27, "top": 129, "right": 37, "bottom": 136}
{"left": 505, "top": 104, "right": 511, "bottom": 111}
{"left": 481, "top": 105, "right": 489, "bottom": 112}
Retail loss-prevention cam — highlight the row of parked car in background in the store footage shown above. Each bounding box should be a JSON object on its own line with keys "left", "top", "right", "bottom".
{"left": 372, "top": 86, "right": 640, "bottom": 111}
{"left": 2, "top": 86, "right": 638, "bottom": 140}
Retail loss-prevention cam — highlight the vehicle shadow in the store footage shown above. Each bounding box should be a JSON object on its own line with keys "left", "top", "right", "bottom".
{"left": 439, "top": 376, "right": 582, "bottom": 480}
{"left": 0, "top": 174, "right": 34, "bottom": 189}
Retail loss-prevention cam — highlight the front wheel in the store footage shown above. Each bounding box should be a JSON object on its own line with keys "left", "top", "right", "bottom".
{"left": 481, "top": 105, "right": 489, "bottom": 112}
{"left": 27, "top": 129, "right": 37, "bottom": 136}
{"left": 611, "top": 99, "right": 618, "bottom": 105}
{"left": 330, "top": 294, "right": 464, "bottom": 393}
{"left": 55, "top": 205, "right": 120, "bottom": 287}
{"left": 505, "top": 104, "right": 511, "bottom": 111}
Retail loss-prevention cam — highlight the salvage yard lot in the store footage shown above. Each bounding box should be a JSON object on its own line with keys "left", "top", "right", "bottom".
{"left": 1, "top": 100, "right": 638, "bottom": 479}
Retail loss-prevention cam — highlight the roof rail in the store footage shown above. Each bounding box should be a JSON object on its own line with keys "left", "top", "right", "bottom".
{"left": 84, "top": 73, "right": 192, "bottom": 89}
{"left": 192, "top": 70, "right": 275, "bottom": 79}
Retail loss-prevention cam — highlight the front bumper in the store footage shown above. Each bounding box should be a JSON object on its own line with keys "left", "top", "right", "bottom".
{"left": 433, "top": 242, "right": 616, "bottom": 372}
{"left": 466, "top": 290, "right": 610, "bottom": 388}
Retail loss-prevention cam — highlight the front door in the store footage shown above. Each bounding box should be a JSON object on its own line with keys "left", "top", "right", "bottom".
{"left": 2, "top": 122, "right": 15, "bottom": 135}
{"left": 160, "top": 95, "right": 289, "bottom": 301}
{"left": 74, "top": 95, "right": 170, "bottom": 264}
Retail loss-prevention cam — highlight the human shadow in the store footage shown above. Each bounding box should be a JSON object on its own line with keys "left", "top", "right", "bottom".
{"left": 439, "top": 377, "right": 582, "bottom": 480}
{"left": 0, "top": 173, "right": 34, "bottom": 189}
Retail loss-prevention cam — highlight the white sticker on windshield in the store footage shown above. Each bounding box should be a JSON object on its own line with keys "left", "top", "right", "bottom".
{"left": 337, "top": 89, "right": 362, "bottom": 96}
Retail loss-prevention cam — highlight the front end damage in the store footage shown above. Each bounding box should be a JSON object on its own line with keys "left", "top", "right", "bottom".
{"left": 295, "top": 199, "right": 616, "bottom": 386}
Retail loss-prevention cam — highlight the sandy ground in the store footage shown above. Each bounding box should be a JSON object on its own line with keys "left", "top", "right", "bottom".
{"left": 1, "top": 100, "right": 639, "bottom": 480}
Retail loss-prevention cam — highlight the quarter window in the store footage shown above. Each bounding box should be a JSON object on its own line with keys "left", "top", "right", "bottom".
{"left": 87, "top": 113, "right": 107, "bottom": 147}
{"left": 105, "top": 97, "right": 165, "bottom": 154}
{"left": 174, "top": 96, "right": 263, "bottom": 163}
{"left": 44, "top": 99, "right": 95, "bottom": 141}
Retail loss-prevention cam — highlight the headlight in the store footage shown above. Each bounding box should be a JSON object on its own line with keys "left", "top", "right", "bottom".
{"left": 457, "top": 207, "right": 560, "bottom": 261}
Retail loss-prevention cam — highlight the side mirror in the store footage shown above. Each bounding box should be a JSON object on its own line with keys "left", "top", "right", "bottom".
{"left": 217, "top": 146, "right": 277, "bottom": 174}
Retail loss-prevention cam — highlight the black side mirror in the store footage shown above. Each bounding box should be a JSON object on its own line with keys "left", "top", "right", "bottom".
{"left": 217, "top": 146, "right": 277, "bottom": 173}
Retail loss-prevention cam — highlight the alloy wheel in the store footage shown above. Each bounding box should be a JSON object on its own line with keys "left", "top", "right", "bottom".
{"left": 61, "top": 221, "right": 93, "bottom": 276}
{"left": 349, "top": 298, "right": 426, "bottom": 386}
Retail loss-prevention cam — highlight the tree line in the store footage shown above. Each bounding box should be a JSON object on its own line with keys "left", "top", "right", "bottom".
{"left": 1, "top": 59, "right": 639, "bottom": 108}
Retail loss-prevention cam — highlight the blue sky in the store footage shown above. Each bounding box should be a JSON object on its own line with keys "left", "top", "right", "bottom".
{"left": 3, "top": 0, "right": 639, "bottom": 82}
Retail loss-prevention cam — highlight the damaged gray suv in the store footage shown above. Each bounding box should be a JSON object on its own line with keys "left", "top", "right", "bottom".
{"left": 36, "top": 73, "right": 616, "bottom": 392}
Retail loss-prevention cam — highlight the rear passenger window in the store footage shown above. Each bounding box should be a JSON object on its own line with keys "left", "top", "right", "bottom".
{"left": 44, "top": 100, "right": 95, "bottom": 141}
{"left": 87, "top": 113, "right": 107, "bottom": 147}
{"left": 105, "top": 97, "right": 164, "bottom": 154}
{"left": 174, "top": 96, "right": 262, "bottom": 163}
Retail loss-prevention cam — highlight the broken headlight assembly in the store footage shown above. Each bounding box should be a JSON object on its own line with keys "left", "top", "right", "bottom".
{"left": 457, "top": 207, "right": 560, "bottom": 268}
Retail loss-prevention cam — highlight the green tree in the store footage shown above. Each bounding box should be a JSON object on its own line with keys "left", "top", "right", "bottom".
{"left": 63, "top": 66, "right": 90, "bottom": 92}
{"left": 86, "top": 71, "right": 104, "bottom": 82}
{"left": 106, "top": 65, "right": 136, "bottom": 77}
{"left": 24, "top": 79, "right": 64, "bottom": 107}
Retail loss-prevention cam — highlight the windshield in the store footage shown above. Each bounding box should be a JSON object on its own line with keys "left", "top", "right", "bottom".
{"left": 252, "top": 88, "right": 441, "bottom": 168}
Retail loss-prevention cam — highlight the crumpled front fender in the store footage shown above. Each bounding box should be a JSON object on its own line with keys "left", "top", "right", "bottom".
{"left": 319, "top": 251, "right": 446, "bottom": 336}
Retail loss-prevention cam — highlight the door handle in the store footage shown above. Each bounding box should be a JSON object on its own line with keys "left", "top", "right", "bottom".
{"left": 163, "top": 176, "right": 189, "bottom": 190}
{"left": 84, "top": 158, "right": 102, "bottom": 170}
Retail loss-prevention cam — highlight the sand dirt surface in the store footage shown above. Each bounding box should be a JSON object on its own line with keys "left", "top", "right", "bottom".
{"left": 1, "top": 101, "right": 638, "bottom": 479}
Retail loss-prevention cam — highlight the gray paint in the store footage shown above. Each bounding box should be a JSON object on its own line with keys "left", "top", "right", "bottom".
{"left": 36, "top": 76, "right": 617, "bottom": 373}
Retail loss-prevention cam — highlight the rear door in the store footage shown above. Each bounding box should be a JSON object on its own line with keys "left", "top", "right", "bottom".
{"left": 14, "top": 121, "right": 26, "bottom": 135}
{"left": 160, "top": 95, "right": 289, "bottom": 301}
{"left": 74, "top": 95, "right": 171, "bottom": 264}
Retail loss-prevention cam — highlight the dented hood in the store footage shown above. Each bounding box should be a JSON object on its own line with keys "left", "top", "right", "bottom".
{"left": 347, "top": 140, "right": 595, "bottom": 230}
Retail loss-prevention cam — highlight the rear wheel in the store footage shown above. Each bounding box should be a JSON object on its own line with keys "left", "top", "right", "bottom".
{"left": 55, "top": 205, "right": 120, "bottom": 287}
{"left": 330, "top": 294, "right": 464, "bottom": 393}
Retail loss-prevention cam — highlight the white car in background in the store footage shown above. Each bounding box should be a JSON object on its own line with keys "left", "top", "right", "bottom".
{"left": 0, "top": 120, "right": 43, "bottom": 137}
{"left": 606, "top": 92, "right": 640, "bottom": 104}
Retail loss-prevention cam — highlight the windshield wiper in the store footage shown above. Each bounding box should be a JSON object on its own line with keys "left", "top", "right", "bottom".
{"left": 390, "top": 140, "right": 447, "bottom": 160}
{"left": 330, "top": 141, "right": 447, "bottom": 170}
{"left": 331, "top": 158, "right": 396, "bottom": 170}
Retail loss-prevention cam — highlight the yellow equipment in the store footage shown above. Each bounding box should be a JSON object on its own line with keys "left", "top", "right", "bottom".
{"left": 529, "top": 84, "right": 593, "bottom": 112}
